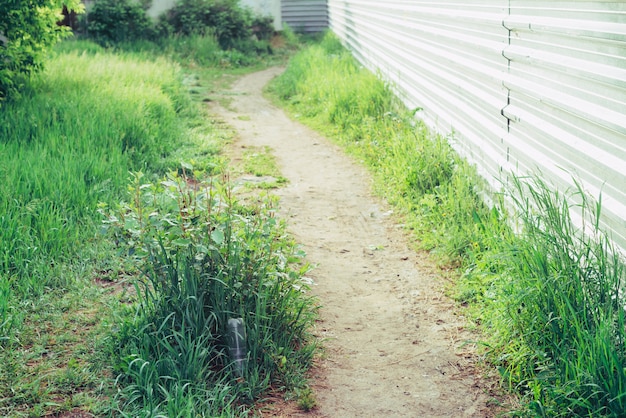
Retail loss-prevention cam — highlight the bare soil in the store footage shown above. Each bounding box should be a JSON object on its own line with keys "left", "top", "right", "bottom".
{"left": 210, "top": 67, "right": 503, "bottom": 417}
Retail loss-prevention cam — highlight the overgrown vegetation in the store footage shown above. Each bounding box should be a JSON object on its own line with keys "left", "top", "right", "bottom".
{"left": 269, "top": 32, "right": 626, "bottom": 417}
{"left": 0, "top": 46, "right": 188, "bottom": 313}
{"left": 1, "top": 25, "right": 311, "bottom": 416}
{"left": 86, "top": 0, "right": 278, "bottom": 58}
{"left": 100, "top": 171, "right": 316, "bottom": 416}
{"left": 487, "top": 177, "right": 626, "bottom": 416}
{"left": 86, "top": 0, "right": 155, "bottom": 46}
{"left": 0, "top": 41, "right": 211, "bottom": 416}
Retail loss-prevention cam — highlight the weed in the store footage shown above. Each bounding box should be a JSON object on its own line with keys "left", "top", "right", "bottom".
{"left": 486, "top": 177, "right": 626, "bottom": 416}
{"left": 295, "top": 386, "right": 317, "bottom": 411}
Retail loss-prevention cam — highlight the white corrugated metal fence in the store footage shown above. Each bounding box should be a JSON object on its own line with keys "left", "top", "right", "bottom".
{"left": 282, "top": 0, "right": 328, "bottom": 33}
{"left": 329, "top": 0, "right": 626, "bottom": 249}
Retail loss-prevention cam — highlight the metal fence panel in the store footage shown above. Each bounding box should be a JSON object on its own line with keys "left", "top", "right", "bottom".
{"left": 282, "top": 0, "right": 329, "bottom": 33}
{"left": 328, "top": 0, "right": 626, "bottom": 249}
{"left": 504, "top": 1, "right": 626, "bottom": 248}
{"left": 329, "top": 0, "right": 510, "bottom": 186}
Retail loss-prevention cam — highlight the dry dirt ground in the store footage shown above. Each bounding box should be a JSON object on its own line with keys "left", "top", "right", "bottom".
{"left": 210, "top": 67, "right": 504, "bottom": 418}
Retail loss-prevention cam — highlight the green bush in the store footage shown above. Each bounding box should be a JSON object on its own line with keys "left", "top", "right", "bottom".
{"left": 102, "top": 170, "right": 316, "bottom": 416}
{"left": 251, "top": 15, "right": 275, "bottom": 41}
{"left": 0, "top": 0, "right": 83, "bottom": 101}
{"left": 87, "top": 0, "right": 155, "bottom": 46}
{"left": 163, "top": 0, "right": 253, "bottom": 48}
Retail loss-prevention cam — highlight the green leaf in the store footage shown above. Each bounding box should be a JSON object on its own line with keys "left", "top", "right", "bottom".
{"left": 211, "top": 229, "right": 224, "bottom": 245}
{"left": 172, "top": 238, "right": 191, "bottom": 247}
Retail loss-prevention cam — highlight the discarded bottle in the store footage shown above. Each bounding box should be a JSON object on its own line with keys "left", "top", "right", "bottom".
{"left": 227, "top": 318, "right": 247, "bottom": 377}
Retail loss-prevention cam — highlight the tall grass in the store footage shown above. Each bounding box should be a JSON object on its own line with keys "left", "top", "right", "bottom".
{"left": 269, "top": 32, "right": 626, "bottom": 416}
{"left": 0, "top": 44, "right": 193, "bottom": 335}
{"left": 488, "top": 177, "right": 626, "bottom": 416}
{"left": 102, "top": 171, "right": 317, "bottom": 416}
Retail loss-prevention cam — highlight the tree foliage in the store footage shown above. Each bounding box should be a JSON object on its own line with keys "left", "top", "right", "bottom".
{"left": 87, "top": 0, "right": 155, "bottom": 46}
{"left": 0, "top": 0, "right": 83, "bottom": 101}
{"left": 162, "top": 0, "right": 252, "bottom": 48}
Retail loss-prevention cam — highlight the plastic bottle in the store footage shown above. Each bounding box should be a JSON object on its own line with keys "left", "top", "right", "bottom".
{"left": 227, "top": 318, "right": 247, "bottom": 377}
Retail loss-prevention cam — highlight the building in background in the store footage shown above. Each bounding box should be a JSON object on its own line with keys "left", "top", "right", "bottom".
{"left": 282, "top": 0, "right": 328, "bottom": 33}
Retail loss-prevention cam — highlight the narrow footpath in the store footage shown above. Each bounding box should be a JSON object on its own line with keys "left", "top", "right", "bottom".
{"left": 210, "top": 67, "right": 499, "bottom": 418}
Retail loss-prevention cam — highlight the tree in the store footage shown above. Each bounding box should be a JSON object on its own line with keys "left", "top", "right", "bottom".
{"left": 0, "top": 0, "right": 84, "bottom": 101}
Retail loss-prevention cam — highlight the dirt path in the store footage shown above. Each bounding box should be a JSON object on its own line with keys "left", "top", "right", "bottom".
{"left": 210, "top": 67, "right": 498, "bottom": 417}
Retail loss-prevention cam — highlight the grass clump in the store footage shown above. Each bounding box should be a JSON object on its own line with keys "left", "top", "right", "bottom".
{"left": 100, "top": 169, "right": 317, "bottom": 416}
{"left": 486, "top": 177, "right": 626, "bottom": 416}
{"left": 269, "top": 32, "right": 626, "bottom": 416}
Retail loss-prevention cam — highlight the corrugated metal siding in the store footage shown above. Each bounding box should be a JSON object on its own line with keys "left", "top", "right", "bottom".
{"left": 328, "top": 0, "right": 626, "bottom": 250}
{"left": 329, "top": 0, "right": 510, "bottom": 187}
{"left": 503, "top": 1, "right": 626, "bottom": 248}
{"left": 282, "top": 0, "right": 328, "bottom": 33}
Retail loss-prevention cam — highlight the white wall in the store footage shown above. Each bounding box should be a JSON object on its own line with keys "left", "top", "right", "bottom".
{"left": 329, "top": 0, "right": 626, "bottom": 250}
{"left": 241, "top": 0, "right": 282, "bottom": 30}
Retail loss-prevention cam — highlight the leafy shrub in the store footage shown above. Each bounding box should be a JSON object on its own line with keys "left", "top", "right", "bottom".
{"left": 0, "top": 0, "right": 83, "bottom": 101}
{"left": 251, "top": 15, "right": 275, "bottom": 41}
{"left": 163, "top": 0, "right": 253, "bottom": 48}
{"left": 102, "top": 169, "right": 316, "bottom": 415}
{"left": 87, "top": 0, "right": 155, "bottom": 46}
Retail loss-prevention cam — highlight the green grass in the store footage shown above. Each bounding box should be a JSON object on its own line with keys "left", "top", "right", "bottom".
{"left": 0, "top": 46, "right": 187, "bottom": 297}
{"left": 241, "top": 145, "right": 288, "bottom": 188}
{"left": 269, "top": 32, "right": 626, "bottom": 417}
{"left": 484, "top": 177, "right": 626, "bottom": 416}
{"left": 96, "top": 29, "right": 301, "bottom": 70}
{"left": 1, "top": 34, "right": 312, "bottom": 417}
{"left": 0, "top": 277, "right": 124, "bottom": 417}
{"left": 0, "top": 41, "right": 209, "bottom": 416}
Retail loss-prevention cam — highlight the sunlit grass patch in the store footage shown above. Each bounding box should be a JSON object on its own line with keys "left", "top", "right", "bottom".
{"left": 0, "top": 49, "right": 187, "bottom": 296}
